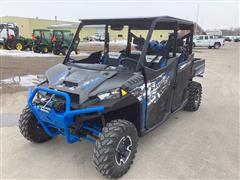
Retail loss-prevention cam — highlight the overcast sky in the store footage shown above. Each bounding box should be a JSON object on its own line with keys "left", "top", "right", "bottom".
{"left": 1, "top": 0, "right": 239, "bottom": 30}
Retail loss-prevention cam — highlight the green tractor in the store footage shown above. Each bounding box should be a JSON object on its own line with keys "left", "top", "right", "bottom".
{"left": 0, "top": 23, "right": 32, "bottom": 51}
{"left": 32, "top": 29, "right": 52, "bottom": 53}
{"left": 52, "top": 30, "right": 80, "bottom": 55}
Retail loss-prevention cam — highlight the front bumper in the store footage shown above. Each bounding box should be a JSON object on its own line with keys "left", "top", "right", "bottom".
{"left": 28, "top": 87, "right": 105, "bottom": 143}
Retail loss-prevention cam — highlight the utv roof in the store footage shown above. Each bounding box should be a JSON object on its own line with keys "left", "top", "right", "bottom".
{"left": 53, "top": 29, "right": 71, "bottom": 32}
{"left": 79, "top": 16, "right": 194, "bottom": 30}
{"left": 33, "top": 29, "right": 51, "bottom": 31}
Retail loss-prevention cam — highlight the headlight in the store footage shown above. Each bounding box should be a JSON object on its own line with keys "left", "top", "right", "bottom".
{"left": 97, "top": 88, "right": 120, "bottom": 100}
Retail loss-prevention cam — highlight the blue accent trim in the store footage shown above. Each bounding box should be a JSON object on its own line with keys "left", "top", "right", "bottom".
{"left": 27, "top": 87, "right": 32, "bottom": 100}
{"left": 178, "top": 53, "right": 185, "bottom": 64}
{"left": 149, "top": 40, "right": 165, "bottom": 53}
{"left": 101, "top": 52, "right": 108, "bottom": 64}
{"left": 81, "top": 76, "right": 105, "bottom": 90}
{"left": 159, "top": 58, "right": 167, "bottom": 68}
{"left": 141, "top": 96, "right": 147, "bottom": 130}
{"left": 28, "top": 87, "right": 105, "bottom": 144}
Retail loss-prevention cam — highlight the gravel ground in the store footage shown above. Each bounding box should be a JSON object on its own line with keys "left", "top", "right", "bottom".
{"left": 0, "top": 42, "right": 239, "bottom": 179}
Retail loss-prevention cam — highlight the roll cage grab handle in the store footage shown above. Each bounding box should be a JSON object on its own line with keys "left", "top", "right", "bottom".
{"left": 63, "top": 19, "right": 185, "bottom": 71}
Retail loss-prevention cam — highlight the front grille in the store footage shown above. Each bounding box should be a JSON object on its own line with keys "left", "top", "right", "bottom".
{"left": 55, "top": 93, "right": 79, "bottom": 104}
{"left": 69, "top": 93, "right": 80, "bottom": 104}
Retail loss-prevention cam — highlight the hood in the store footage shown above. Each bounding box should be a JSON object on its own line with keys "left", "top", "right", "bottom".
{"left": 45, "top": 63, "right": 121, "bottom": 103}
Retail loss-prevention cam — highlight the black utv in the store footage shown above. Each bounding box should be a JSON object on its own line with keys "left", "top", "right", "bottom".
{"left": 19, "top": 16, "right": 205, "bottom": 178}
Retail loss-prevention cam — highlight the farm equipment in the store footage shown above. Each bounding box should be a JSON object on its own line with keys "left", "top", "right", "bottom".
{"left": 32, "top": 29, "right": 52, "bottom": 53}
{"left": 19, "top": 17, "right": 205, "bottom": 178}
{"left": 0, "top": 23, "right": 32, "bottom": 50}
{"left": 52, "top": 30, "right": 80, "bottom": 55}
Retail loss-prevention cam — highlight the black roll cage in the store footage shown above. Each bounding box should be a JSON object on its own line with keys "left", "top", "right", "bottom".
{"left": 64, "top": 16, "right": 194, "bottom": 70}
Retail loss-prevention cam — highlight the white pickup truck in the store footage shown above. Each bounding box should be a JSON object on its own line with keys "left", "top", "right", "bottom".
{"left": 193, "top": 35, "right": 225, "bottom": 49}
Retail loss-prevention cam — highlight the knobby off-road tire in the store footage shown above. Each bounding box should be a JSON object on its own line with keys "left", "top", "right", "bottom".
{"left": 93, "top": 119, "right": 138, "bottom": 178}
{"left": 184, "top": 81, "right": 202, "bottom": 111}
{"left": 19, "top": 106, "right": 52, "bottom": 143}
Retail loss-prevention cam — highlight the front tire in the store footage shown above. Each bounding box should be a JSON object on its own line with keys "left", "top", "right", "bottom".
{"left": 14, "top": 41, "right": 24, "bottom": 51}
{"left": 19, "top": 106, "right": 52, "bottom": 143}
{"left": 184, "top": 81, "right": 202, "bottom": 111}
{"left": 41, "top": 46, "right": 49, "bottom": 54}
{"left": 5, "top": 41, "right": 13, "bottom": 50}
{"left": 33, "top": 46, "right": 41, "bottom": 53}
{"left": 93, "top": 119, "right": 138, "bottom": 178}
{"left": 75, "top": 49, "right": 80, "bottom": 55}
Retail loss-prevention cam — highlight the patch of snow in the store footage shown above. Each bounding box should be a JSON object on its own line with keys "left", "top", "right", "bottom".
{"left": 82, "top": 40, "right": 127, "bottom": 45}
{"left": 110, "top": 40, "right": 128, "bottom": 45}
{"left": 71, "top": 52, "right": 90, "bottom": 57}
{"left": 0, "top": 50, "right": 57, "bottom": 57}
{"left": 0, "top": 74, "right": 45, "bottom": 87}
{"left": 0, "top": 49, "right": 89, "bottom": 58}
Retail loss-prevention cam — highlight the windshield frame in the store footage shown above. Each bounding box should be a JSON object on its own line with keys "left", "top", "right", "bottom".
{"left": 63, "top": 22, "right": 151, "bottom": 71}
{"left": 63, "top": 18, "right": 193, "bottom": 71}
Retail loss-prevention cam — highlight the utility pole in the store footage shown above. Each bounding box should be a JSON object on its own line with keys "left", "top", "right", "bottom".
{"left": 195, "top": 4, "right": 199, "bottom": 35}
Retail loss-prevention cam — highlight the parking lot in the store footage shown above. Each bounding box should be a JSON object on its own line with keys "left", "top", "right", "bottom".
{"left": 0, "top": 43, "right": 239, "bottom": 179}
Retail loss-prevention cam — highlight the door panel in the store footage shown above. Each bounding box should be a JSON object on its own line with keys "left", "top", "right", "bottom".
{"left": 171, "top": 54, "right": 194, "bottom": 111}
{"left": 144, "top": 57, "right": 178, "bottom": 129}
{"left": 195, "top": 36, "right": 204, "bottom": 46}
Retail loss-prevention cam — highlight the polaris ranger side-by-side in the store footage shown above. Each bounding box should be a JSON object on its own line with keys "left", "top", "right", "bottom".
{"left": 19, "top": 17, "right": 205, "bottom": 178}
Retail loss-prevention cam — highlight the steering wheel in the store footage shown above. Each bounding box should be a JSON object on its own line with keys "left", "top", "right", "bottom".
{"left": 120, "top": 57, "right": 137, "bottom": 65}
{"left": 119, "top": 57, "right": 138, "bottom": 71}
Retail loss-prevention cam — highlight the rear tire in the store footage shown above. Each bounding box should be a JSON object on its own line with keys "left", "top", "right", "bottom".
{"left": 93, "top": 119, "right": 138, "bottom": 178}
{"left": 184, "top": 81, "right": 202, "bottom": 111}
{"left": 62, "top": 47, "right": 68, "bottom": 55}
{"left": 53, "top": 49, "right": 60, "bottom": 55}
{"left": 214, "top": 43, "right": 221, "bottom": 49}
{"left": 19, "top": 106, "right": 52, "bottom": 143}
